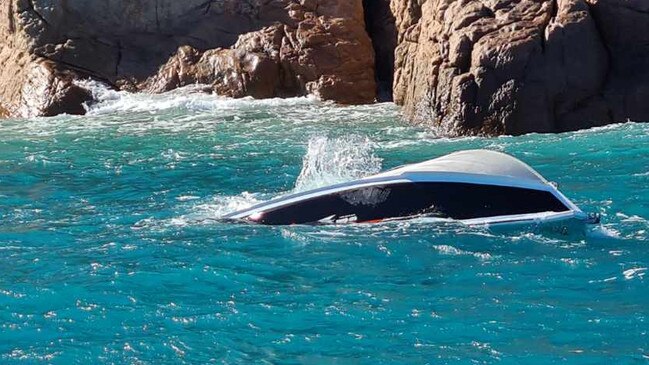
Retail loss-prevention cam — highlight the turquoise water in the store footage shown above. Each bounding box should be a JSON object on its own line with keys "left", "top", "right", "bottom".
{"left": 1, "top": 86, "right": 648, "bottom": 363}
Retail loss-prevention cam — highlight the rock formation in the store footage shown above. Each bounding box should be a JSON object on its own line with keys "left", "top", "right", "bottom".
{"left": 1, "top": 0, "right": 649, "bottom": 136}
{"left": 143, "top": 18, "right": 376, "bottom": 104}
{"left": 0, "top": 0, "right": 376, "bottom": 118}
{"left": 390, "top": 0, "right": 649, "bottom": 135}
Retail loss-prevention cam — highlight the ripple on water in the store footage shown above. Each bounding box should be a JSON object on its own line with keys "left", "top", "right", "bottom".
{"left": 0, "top": 86, "right": 648, "bottom": 363}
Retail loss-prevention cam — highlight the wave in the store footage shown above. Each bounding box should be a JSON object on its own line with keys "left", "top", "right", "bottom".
{"left": 77, "top": 80, "right": 318, "bottom": 115}
{"left": 133, "top": 192, "right": 262, "bottom": 229}
{"left": 146, "top": 134, "right": 384, "bottom": 227}
{"left": 294, "top": 135, "right": 382, "bottom": 192}
{"left": 433, "top": 244, "right": 493, "bottom": 260}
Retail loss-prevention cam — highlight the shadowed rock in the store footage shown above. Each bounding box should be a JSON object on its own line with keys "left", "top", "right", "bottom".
{"left": 586, "top": 0, "right": 649, "bottom": 122}
{"left": 363, "top": 0, "right": 397, "bottom": 101}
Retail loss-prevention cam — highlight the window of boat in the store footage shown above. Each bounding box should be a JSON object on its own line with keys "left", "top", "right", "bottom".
{"left": 250, "top": 182, "right": 570, "bottom": 225}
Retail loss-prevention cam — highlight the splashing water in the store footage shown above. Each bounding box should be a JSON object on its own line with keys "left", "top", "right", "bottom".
{"left": 294, "top": 135, "right": 382, "bottom": 192}
{"left": 0, "top": 87, "right": 648, "bottom": 363}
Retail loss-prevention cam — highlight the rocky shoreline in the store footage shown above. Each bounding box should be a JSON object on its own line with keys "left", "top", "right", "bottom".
{"left": 1, "top": 0, "right": 648, "bottom": 136}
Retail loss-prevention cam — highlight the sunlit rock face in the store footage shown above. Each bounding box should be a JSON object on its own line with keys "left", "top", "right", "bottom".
{"left": 2, "top": 0, "right": 648, "bottom": 136}
{"left": 390, "top": 0, "right": 649, "bottom": 135}
{"left": 391, "top": 0, "right": 616, "bottom": 135}
{"left": 0, "top": 0, "right": 376, "bottom": 117}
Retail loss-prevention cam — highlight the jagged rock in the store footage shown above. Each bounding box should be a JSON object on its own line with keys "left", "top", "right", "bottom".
{"left": 0, "top": 43, "right": 92, "bottom": 118}
{"left": 0, "top": 0, "right": 376, "bottom": 118}
{"left": 144, "top": 15, "right": 376, "bottom": 104}
{"left": 143, "top": 26, "right": 288, "bottom": 99}
{"left": 18, "top": 60, "right": 92, "bottom": 117}
{"left": 391, "top": 0, "right": 611, "bottom": 135}
{"left": 3, "top": 0, "right": 649, "bottom": 135}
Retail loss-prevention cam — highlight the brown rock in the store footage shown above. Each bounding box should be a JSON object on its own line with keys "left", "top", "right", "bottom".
{"left": 0, "top": 38, "right": 92, "bottom": 118}
{"left": 1, "top": 0, "right": 377, "bottom": 118}
{"left": 144, "top": 12, "right": 376, "bottom": 104}
{"left": 144, "top": 26, "right": 286, "bottom": 99}
{"left": 142, "top": 46, "right": 205, "bottom": 93}
{"left": 5, "top": 0, "right": 648, "bottom": 135}
{"left": 18, "top": 60, "right": 93, "bottom": 118}
{"left": 391, "top": 0, "right": 611, "bottom": 135}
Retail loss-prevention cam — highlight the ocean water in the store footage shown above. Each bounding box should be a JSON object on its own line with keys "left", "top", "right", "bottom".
{"left": 0, "top": 85, "right": 648, "bottom": 364}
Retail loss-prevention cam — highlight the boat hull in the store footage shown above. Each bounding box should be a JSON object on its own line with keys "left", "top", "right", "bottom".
{"left": 461, "top": 211, "right": 592, "bottom": 236}
{"left": 224, "top": 150, "right": 595, "bottom": 228}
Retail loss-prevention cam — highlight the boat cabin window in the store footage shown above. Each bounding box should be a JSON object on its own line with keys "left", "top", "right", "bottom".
{"left": 250, "top": 182, "right": 570, "bottom": 225}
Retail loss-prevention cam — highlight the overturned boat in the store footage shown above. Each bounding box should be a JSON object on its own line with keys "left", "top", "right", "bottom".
{"left": 224, "top": 150, "right": 599, "bottom": 229}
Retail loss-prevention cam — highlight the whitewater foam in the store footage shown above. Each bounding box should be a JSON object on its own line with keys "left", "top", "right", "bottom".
{"left": 163, "top": 134, "right": 385, "bottom": 223}
{"left": 133, "top": 192, "right": 262, "bottom": 230}
{"left": 433, "top": 244, "right": 493, "bottom": 260}
{"left": 78, "top": 80, "right": 318, "bottom": 116}
{"left": 294, "top": 135, "right": 383, "bottom": 192}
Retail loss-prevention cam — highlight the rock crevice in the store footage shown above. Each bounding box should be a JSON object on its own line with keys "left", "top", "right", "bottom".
{"left": 362, "top": 0, "right": 397, "bottom": 101}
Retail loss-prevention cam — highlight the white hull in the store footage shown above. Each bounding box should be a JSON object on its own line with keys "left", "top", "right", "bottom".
{"left": 461, "top": 210, "right": 591, "bottom": 235}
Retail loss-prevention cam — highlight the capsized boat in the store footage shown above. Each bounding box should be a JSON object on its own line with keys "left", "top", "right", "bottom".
{"left": 223, "top": 150, "right": 600, "bottom": 228}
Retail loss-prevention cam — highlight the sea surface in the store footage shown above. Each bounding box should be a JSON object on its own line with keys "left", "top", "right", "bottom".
{"left": 0, "top": 85, "right": 648, "bottom": 364}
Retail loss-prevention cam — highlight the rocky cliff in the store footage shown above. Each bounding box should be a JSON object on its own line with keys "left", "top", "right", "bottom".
{"left": 1, "top": 0, "right": 648, "bottom": 136}
{"left": 0, "top": 0, "right": 376, "bottom": 118}
{"left": 391, "top": 0, "right": 649, "bottom": 135}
